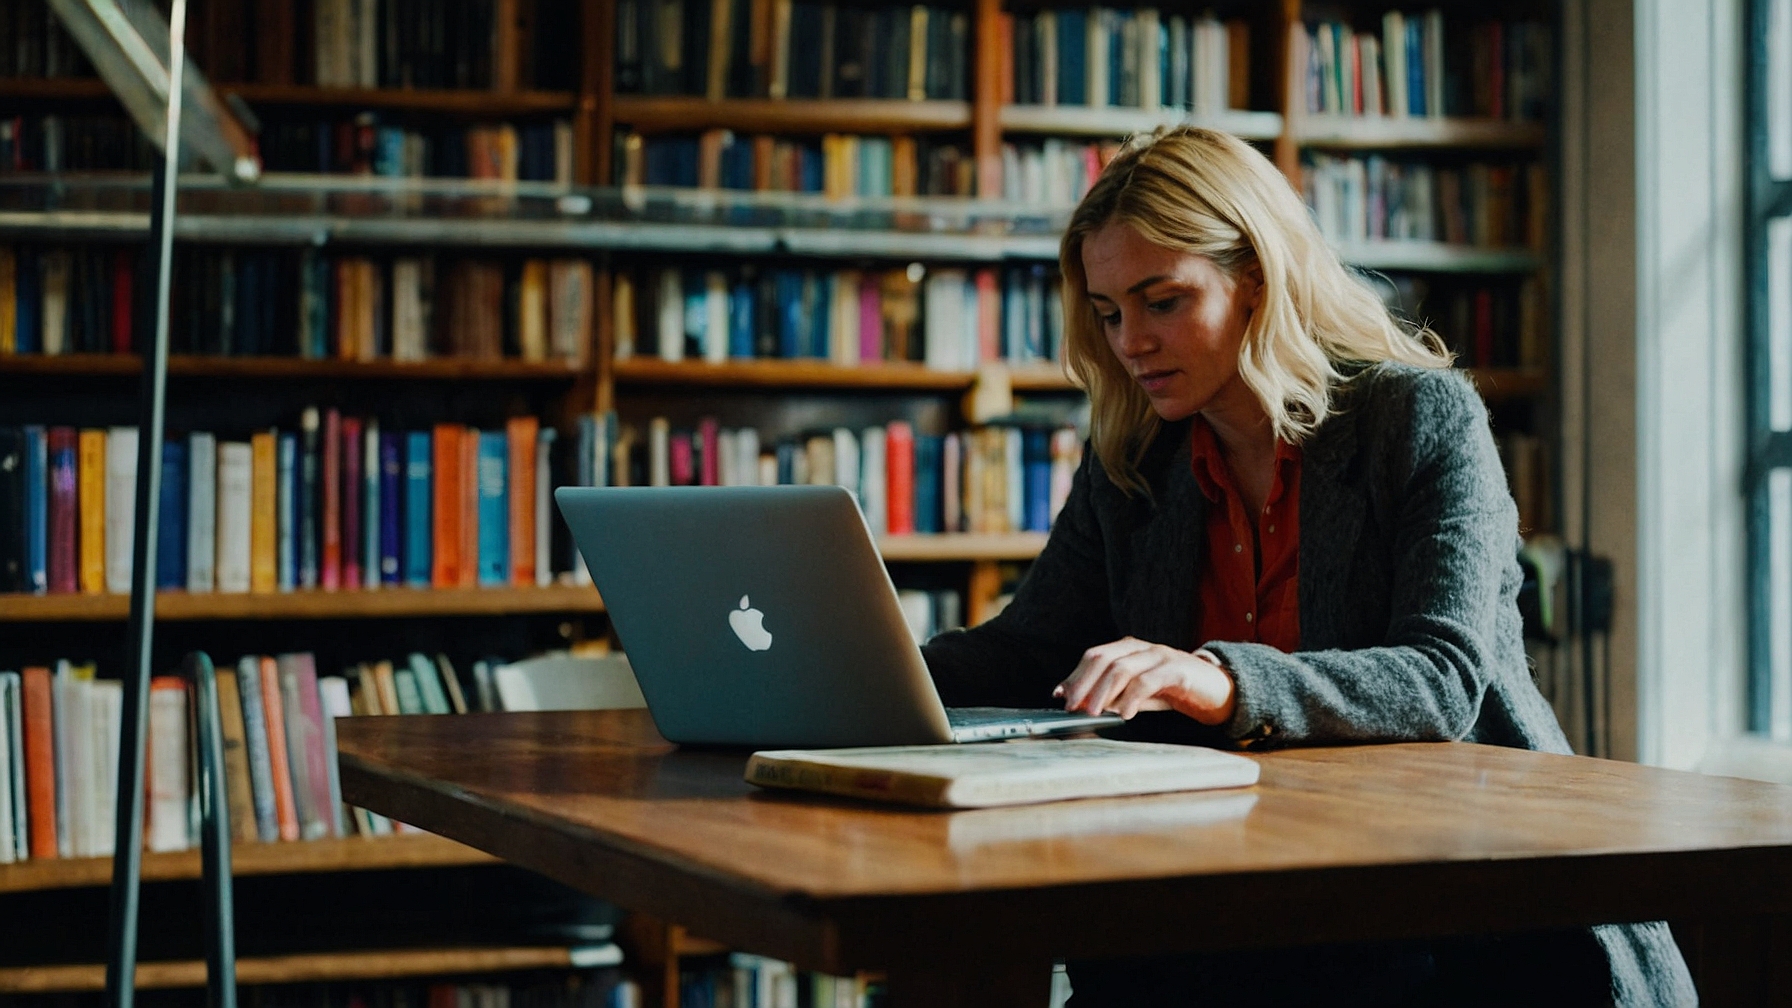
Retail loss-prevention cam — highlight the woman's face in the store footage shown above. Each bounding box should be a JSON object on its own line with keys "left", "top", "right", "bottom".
{"left": 1080, "top": 221, "right": 1262, "bottom": 422}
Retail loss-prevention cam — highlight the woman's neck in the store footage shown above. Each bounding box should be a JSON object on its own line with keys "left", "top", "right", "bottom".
{"left": 1200, "top": 378, "right": 1278, "bottom": 514}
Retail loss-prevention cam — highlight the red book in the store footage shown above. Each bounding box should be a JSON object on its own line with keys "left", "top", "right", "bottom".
{"left": 258, "top": 656, "right": 301, "bottom": 842}
{"left": 670, "top": 432, "right": 694, "bottom": 486}
{"left": 20, "top": 667, "right": 57, "bottom": 859}
{"left": 506, "top": 417, "right": 537, "bottom": 587}
{"left": 431, "top": 424, "right": 462, "bottom": 588}
{"left": 47, "top": 427, "right": 78, "bottom": 594}
{"left": 341, "top": 417, "right": 362, "bottom": 590}
{"left": 885, "top": 421, "right": 915, "bottom": 535}
{"left": 289, "top": 653, "right": 339, "bottom": 838}
{"left": 975, "top": 269, "right": 1000, "bottom": 365}
{"left": 459, "top": 431, "right": 479, "bottom": 587}
{"left": 320, "top": 409, "right": 341, "bottom": 590}
{"left": 111, "top": 249, "right": 133, "bottom": 353}
{"left": 1474, "top": 289, "right": 1495, "bottom": 368}
{"left": 858, "top": 274, "right": 882, "bottom": 362}
{"left": 699, "top": 417, "right": 719, "bottom": 486}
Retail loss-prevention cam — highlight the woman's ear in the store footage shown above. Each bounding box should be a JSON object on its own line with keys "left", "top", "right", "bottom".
{"left": 1245, "top": 263, "right": 1266, "bottom": 311}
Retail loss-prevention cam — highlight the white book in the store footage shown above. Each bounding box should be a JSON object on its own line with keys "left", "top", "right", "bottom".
{"left": 922, "top": 269, "right": 966, "bottom": 372}
{"left": 736, "top": 428, "right": 761, "bottom": 486}
{"left": 493, "top": 653, "right": 646, "bottom": 712}
{"left": 961, "top": 275, "right": 981, "bottom": 371}
{"left": 147, "top": 681, "right": 189, "bottom": 853}
{"left": 746, "top": 738, "right": 1261, "bottom": 809}
{"left": 0, "top": 672, "right": 18, "bottom": 864}
{"left": 103, "top": 427, "right": 137, "bottom": 594}
{"left": 1424, "top": 10, "right": 1445, "bottom": 118}
{"left": 391, "top": 257, "right": 430, "bottom": 361}
{"left": 535, "top": 427, "right": 555, "bottom": 587}
{"left": 87, "top": 679, "right": 121, "bottom": 857}
{"left": 831, "top": 428, "right": 859, "bottom": 499}
{"left": 1136, "top": 9, "right": 1160, "bottom": 108}
{"left": 657, "top": 270, "right": 684, "bottom": 363}
{"left": 1087, "top": 8, "right": 1108, "bottom": 108}
{"left": 364, "top": 422, "right": 380, "bottom": 589}
{"left": 704, "top": 271, "right": 729, "bottom": 363}
{"left": 215, "top": 442, "right": 254, "bottom": 594}
{"left": 53, "top": 665, "right": 86, "bottom": 857}
{"left": 186, "top": 432, "right": 217, "bottom": 593}
{"left": 757, "top": 453, "right": 778, "bottom": 487}
{"left": 859, "top": 427, "right": 887, "bottom": 535}
{"left": 318, "top": 677, "right": 353, "bottom": 838}
{"left": 1039, "top": 12, "right": 1058, "bottom": 105}
{"left": 1360, "top": 35, "right": 1383, "bottom": 116}
{"left": 1383, "top": 11, "right": 1408, "bottom": 118}
{"left": 40, "top": 250, "right": 68, "bottom": 355}
{"left": 717, "top": 430, "right": 738, "bottom": 486}
{"left": 896, "top": 589, "right": 934, "bottom": 643}
{"left": 549, "top": 259, "right": 594, "bottom": 362}
{"left": 612, "top": 273, "right": 635, "bottom": 360}
{"left": 649, "top": 417, "right": 671, "bottom": 487}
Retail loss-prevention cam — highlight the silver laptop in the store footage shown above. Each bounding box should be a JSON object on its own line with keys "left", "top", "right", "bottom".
{"left": 554, "top": 484, "right": 1122, "bottom": 747}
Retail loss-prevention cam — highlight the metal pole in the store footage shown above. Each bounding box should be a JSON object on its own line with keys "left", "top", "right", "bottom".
{"left": 190, "top": 652, "right": 237, "bottom": 1008}
{"left": 105, "top": 2, "right": 186, "bottom": 1005}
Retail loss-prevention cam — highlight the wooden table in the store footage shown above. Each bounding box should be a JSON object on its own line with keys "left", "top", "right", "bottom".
{"left": 336, "top": 710, "right": 1792, "bottom": 1007}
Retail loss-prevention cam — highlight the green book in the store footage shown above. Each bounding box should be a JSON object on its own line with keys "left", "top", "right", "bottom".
{"left": 392, "top": 669, "right": 425, "bottom": 715}
{"left": 407, "top": 653, "right": 451, "bottom": 715}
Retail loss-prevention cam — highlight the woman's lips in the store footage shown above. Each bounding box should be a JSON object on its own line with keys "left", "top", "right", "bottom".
{"left": 1135, "top": 369, "right": 1178, "bottom": 394}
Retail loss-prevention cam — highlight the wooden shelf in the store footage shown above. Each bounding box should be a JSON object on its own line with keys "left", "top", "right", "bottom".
{"left": 1465, "top": 367, "right": 1549, "bottom": 402}
{"left": 0, "top": 585, "right": 604, "bottom": 622}
{"left": 0, "top": 945, "right": 580, "bottom": 994}
{"left": 999, "top": 105, "right": 1284, "bottom": 141}
{"left": 0, "top": 834, "right": 493, "bottom": 894}
{"left": 0, "top": 78, "right": 575, "bottom": 115}
{"left": 612, "top": 358, "right": 1078, "bottom": 392}
{"left": 0, "top": 353, "right": 590, "bottom": 380}
{"left": 1292, "top": 115, "right": 1547, "bottom": 150}
{"left": 877, "top": 532, "right": 1049, "bottom": 562}
{"left": 613, "top": 97, "right": 973, "bottom": 134}
{"left": 1335, "top": 241, "right": 1543, "bottom": 273}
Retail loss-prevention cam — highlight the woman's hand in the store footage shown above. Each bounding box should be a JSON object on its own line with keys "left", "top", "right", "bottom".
{"left": 1054, "top": 638, "right": 1238, "bottom": 725}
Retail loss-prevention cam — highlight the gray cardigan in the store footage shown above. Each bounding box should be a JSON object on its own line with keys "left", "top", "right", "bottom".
{"left": 922, "top": 363, "right": 1696, "bottom": 1006}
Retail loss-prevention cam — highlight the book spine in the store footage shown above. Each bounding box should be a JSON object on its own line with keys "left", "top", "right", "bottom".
{"left": 320, "top": 409, "right": 342, "bottom": 590}
{"left": 20, "top": 667, "right": 56, "bottom": 858}
{"left": 364, "top": 422, "right": 380, "bottom": 589}
{"left": 460, "top": 428, "right": 479, "bottom": 587}
{"left": 215, "top": 442, "right": 253, "bottom": 593}
{"left": 535, "top": 427, "right": 556, "bottom": 587}
{"left": 77, "top": 426, "right": 105, "bottom": 591}
{"left": 380, "top": 431, "right": 403, "bottom": 585}
{"left": 47, "top": 428, "right": 77, "bottom": 594}
{"left": 258, "top": 657, "right": 300, "bottom": 842}
{"left": 341, "top": 416, "right": 362, "bottom": 589}
{"left": 316, "top": 676, "right": 353, "bottom": 837}
{"left": 744, "top": 754, "right": 951, "bottom": 807}
{"left": 250, "top": 431, "right": 278, "bottom": 593}
{"left": 431, "top": 424, "right": 461, "bottom": 587}
{"left": 102, "top": 427, "right": 137, "bottom": 594}
{"left": 884, "top": 421, "right": 914, "bottom": 535}
{"left": 299, "top": 409, "right": 319, "bottom": 588}
{"left": 507, "top": 417, "right": 537, "bottom": 587}
{"left": 212, "top": 669, "right": 260, "bottom": 844}
{"left": 186, "top": 431, "right": 217, "bottom": 593}
{"left": 153, "top": 438, "right": 187, "bottom": 590}
{"left": 477, "top": 430, "right": 509, "bottom": 586}
{"left": 234, "top": 655, "right": 279, "bottom": 843}
{"left": 275, "top": 657, "right": 321, "bottom": 840}
{"left": 292, "top": 656, "right": 340, "bottom": 838}
{"left": 0, "top": 675, "right": 16, "bottom": 863}
{"left": 277, "top": 433, "right": 297, "bottom": 591}
{"left": 146, "top": 677, "right": 190, "bottom": 852}
{"left": 23, "top": 426, "right": 46, "bottom": 594}
{"left": 406, "top": 431, "right": 433, "bottom": 586}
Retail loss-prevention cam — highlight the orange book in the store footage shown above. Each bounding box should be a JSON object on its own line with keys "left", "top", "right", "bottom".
{"left": 751, "top": 135, "right": 776, "bottom": 191}
{"left": 507, "top": 417, "right": 538, "bottom": 587}
{"left": 258, "top": 656, "right": 300, "bottom": 842}
{"left": 891, "top": 136, "right": 917, "bottom": 197}
{"left": 460, "top": 429, "right": 479, "bottom": 587}
{"left": 430, "top": 424, "right": 462, "bottom": 587}
{"left": 250, "top": 431, "right": 277, "bottom": 593}
{"left": 997, "top": 14, "right": 1014, "bottom": 106}
{"left": 975, "top": 268, "right": 1000, "bottom": 365}
{"left": 77, "top": 429, "right": 106, "bottom": 594}
{"left": 885, "top": 421, "right": 915, "bottom": 535}
{"left": 334, "top": 258, "right": 354, "bottom": 360}
{"left": 20, "top": 667, "right": 58, "bottom": 858}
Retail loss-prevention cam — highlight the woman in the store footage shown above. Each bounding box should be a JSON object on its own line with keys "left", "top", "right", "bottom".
{"left": 920, "top": 128, "right": 1694, "bottom": 1006}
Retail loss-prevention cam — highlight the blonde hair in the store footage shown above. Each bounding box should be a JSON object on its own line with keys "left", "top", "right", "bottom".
{"left": 1060, "top": 127, "right": 1450, "bottom": 495}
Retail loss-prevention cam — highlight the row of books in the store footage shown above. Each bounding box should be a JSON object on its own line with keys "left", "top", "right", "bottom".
{"left": 1495, "top": 429, "right": 1550, "bottom": 537}
{"left": 1000, "top": 139, "right": 1120, "bottom": 208}
{"left": 1003, "top": 9, "right": 1249, "bottom": 112}
{"left": 1293, "top": 13, "right": 1552, "bottom": 120}
{"left": 616, "top": 131, "right": 976, "bottom": 198}
{"left": 261, "top": 117, "right": 574, "bottom": 182}
{"left": 0, "top": 0, "right": 87, "bottom": 79}
{"left": 0, "top": 415, "right": 559, "bottom": 597}
{"left": 1302, "top": 156, "right": 1547, "bottom": 250}
{"left": 310, "top": 0, "right": 503, "bottom": 90}
{"left": 681, "top": 954, "right": 878, "bottom": 1008}
{"left": 611, "top": 264, "right": 1065, "bottom": 370}
{"left": 0, "top": 115, "right": 157, "bottom": 174}
{"left": 0, "top": 246, "right": 594, "bottom": 363}
{"left": 616, "top": 0, "right": 969, "bottom": 102}
{"left": 596, "top": 417, "right": 1082, "bottom": 537}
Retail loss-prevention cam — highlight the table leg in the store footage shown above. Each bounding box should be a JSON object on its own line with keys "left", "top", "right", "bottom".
{"left": 882, "top": 955, "right": 1055, "bottom": 1008}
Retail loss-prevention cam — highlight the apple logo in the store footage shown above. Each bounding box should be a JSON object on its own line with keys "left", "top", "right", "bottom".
{"left": 729, "top": 595, "right": 773, "bottom": 652}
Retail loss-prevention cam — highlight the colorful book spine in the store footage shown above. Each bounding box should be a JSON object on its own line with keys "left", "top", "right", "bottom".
{"left": 22, "top": 426, "right": 46, "bottom": 594}
{"left": 431, "top": 424, "right": 462, "bottom": 587}
{"left": 146, "top": 676, "right": 189, "bottom": 852}
{"left": 320, "top": 408, "right": 342, "bottom": 590}
{"left": 341, "top": 416, "right": 362, "bottom": 590}
{"left": 76, "top": 429, "right": 105, "bottom": 595}
{"left": 405, "top": 430, "right": 432, "bottom": 586}
{"left": 154, "top": 437, "right": 187, "bottom": 590}
{"left": 235, "top": 654, "right": 279, "bottom": 843}
{"left": 186, "top": 431, "right": 217, "bottom": 593}
{"left": 476, "top": 430, "right": 509, "bottom": 587}
{"left": 380, "top": 430, "right": 403, "bottom": 586}
{"left": 884, "top": 421, "right": 915, "bottom": 535}
{"left": 212, "top": 668, "right": 259, "bottom": 844}
{"left": 47, "top": 427, "right": 77, "bottom": 595}
{"left": 506, "top": 417, "right": 537, "bottom": 587}
{"left": 299, "top": 408, "right": 319, "bottom": 588}
{"left": 277, "top": 433, "right": 297, "bottom": 591}
{"left": 363, "top": 421, "right": 380, "bottom": 589}
{"left": 258, "top": 656, "right": 301, "bottom": 842}
{"left": 251, "top": 431, "right": 278, "bottom": 593}
{"left": 20, "top": 667, "right": 56, "bottom": 859}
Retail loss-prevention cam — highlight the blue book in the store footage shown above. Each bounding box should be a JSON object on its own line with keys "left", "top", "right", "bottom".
{"left": 913, "top": 435, "right": 941, "bottom": 535}
{"left": 776, "top": 270, "right": 805, "bottom": 358}
{"left": 14, "top": 250, "right": 38, "bottom": 354}
{"left": 1109, "top": 13, "right": 1125, "bottom": 107}
{"left": 22, "top": 426, "right": 46, "bottom": 594}
{"left": 1057, "top": 10, "right": 1087, "bottom": 105}
{"left": 299, "top": 411, "right": 320, "bottom": 587}
{"left": 1407, "top": 21, "right": 1425, "bottom": 116}
{"left": 234, "top": 655, "right": 279, "bottom": 843}
{"left": 404, "top": 431, "right": 432, "bottom": 587}
{"left": 379, "top": 431, "right": 402, "bottom": 585}
{"left": 799, "top": 144, "right": 824, "bottom": 192}
{"left": 276, "top": 433, "right": 296, "bottom": 591}
{"left": 775, "top": 441, "right": 797, "bottom": 485}
{"left": 1023, "top": 429, "right": 1052, "bottom": 532}
{"left": 1002, "top": 267, "right": 1026, "bottom": 361}
{"left": 575, "top": 415, "right": 596, "bottom": 489}
{"left": 682, "top": 270, "right": 708, "bottom": 360}
{"left": 475, "top": 431, "right": 509, "bottom": 586}
{"left": 728, "top": 277, "right": 755, "bottom": 358}
{"left": 806, "top": 271, "right": 831, "bottom": 358}
{"left": 155, "top": 438, "right": 187, "bottom": 589}
{"left": 1158, "top": 22, "right": 1170, "bottom": 108}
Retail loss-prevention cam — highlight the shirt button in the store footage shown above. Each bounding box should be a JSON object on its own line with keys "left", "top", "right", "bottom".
{"left": 1234, "top": 543, "right": 1242, "bottom": 553}
{"left": 1245, "top": 612, "right": 1254, "bottom": 622}
{"left": 1268, "top": 525, "right": 1275, "bottom": 534}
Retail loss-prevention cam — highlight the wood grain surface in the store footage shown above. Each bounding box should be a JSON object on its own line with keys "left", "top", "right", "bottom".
{"left": 337, "top": 709, "right": 1792, "bottom": 984}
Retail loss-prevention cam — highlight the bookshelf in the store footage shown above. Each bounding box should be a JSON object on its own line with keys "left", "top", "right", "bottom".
{"left": 0, "top": 945, "right": 589, "bottom": 994}
{"left": 1, "top": 0, "right": 1565, "bottom": 1003}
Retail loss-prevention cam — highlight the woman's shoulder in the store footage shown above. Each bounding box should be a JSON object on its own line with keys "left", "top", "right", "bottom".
{"left": 1337, "top": 360, "right": 1482, "bottom": 428}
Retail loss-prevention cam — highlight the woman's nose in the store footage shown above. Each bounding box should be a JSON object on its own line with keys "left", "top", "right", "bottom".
{"left": 1114, "top": 319, "right": 1156, "bottom": 358}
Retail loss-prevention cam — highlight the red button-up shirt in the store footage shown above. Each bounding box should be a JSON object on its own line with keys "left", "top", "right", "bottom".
{"left": 1190, "top": 417, "right": 1301, "bottom": 653}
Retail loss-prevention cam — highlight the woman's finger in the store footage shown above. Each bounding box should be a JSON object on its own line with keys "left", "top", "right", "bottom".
{"left": 1057, "top": 637, "right": 1152, "bottom": 707}
{"left": 1112, "top": 666, "right": 1180, "bottom": 719}
{"left": 1085, "top": 649, "right": 1171, "bottom": 716}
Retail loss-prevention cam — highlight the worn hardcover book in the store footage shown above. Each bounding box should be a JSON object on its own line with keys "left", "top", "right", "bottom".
{"left": 213, "top": 667, "right": 259, "bottom": 844}
{"left": 215, "top": 441, "right": 253, "bottom": 594}
{"left": 0, "top": 672, "right": 20, "bottom": 863}
{"left": 235, "top": 655, "right": 279, "bottom": 842}
{"left": 102, "top": 427, "right": 137, "bottom": 594}
{"left": 746, "top": 739, "right": 1260, "bottom": 809}
{"left": 187, "top": 431, "right": 218, "bottom": 593}
{"left": 146, "top": 676, "right": 189, "bottom": 852}
{"left": 258, "top": 656, "right": 300, "bottom": 842}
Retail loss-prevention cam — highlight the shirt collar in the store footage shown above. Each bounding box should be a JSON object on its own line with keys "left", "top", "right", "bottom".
{"left": 1187, "top": 415, "right": 1301, "bottom": 505}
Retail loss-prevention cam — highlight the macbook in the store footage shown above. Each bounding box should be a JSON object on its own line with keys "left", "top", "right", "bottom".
{"left": 554, "top": 484, "right": 1122, "bottom": 747}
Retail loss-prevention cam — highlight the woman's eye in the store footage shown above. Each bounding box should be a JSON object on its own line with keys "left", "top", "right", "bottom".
{"left": 1097, "top": 311, "right": 1121, "bottom": 327}
{"left": 1147, "top": 297, "right": 1179, "bottom": 313}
